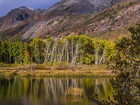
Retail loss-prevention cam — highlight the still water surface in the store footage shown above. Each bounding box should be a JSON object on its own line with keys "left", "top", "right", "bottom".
{"left": 0, "top": 78, "right": 113, "bottom": 105}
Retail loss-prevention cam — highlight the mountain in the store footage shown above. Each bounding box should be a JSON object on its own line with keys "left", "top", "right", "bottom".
{"left": 44, "top": 0, "right": 120, "bottom": 16}
{"left": 0, "top": 0, "right": 139, "bottom": 41}
{"left": 0, "top": 6, "right": 43, "bottom": 41}
{"left": 0, "top": 6, "right": 42, "bottom": 31}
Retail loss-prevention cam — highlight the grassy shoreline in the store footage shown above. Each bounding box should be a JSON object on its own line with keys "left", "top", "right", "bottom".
{"left": 0, "top": 65, "right": 114, "bottom": 78}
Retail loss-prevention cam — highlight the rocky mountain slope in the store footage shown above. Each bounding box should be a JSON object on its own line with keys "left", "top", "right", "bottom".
{"left": 0, "top": 0, "right": 139, "bottom": 41}
{"left": 44, "top": 0, "right": 120, "bottom": 16}
{"left": 0, "top": 6, "right": 43, "bottom": 40}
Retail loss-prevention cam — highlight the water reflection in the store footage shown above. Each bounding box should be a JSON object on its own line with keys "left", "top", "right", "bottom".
{"left": 0, "top": 78, "right": 113, "bottom": 105}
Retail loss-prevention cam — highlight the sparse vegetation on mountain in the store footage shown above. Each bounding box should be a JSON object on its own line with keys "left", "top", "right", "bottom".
{"left": 1, "top": 0, "right": 139, "bottom": 41}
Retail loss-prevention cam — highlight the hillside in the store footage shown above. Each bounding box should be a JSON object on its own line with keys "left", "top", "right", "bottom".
{"left": 0, "top": 0, "right": 139, "bottom": 41}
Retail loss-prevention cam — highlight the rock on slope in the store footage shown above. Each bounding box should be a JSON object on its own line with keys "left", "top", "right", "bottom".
{"left": 45, "top": 0, "right": 120, "bottom": 15}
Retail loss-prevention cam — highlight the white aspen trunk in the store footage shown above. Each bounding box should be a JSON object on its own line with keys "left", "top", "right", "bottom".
{"left": 67, "top": 49, "right": 69, "bottom": 63}
{"left": 66, "top": 40, "right": 69, "bottom": 63}
{"left": 95, "top": 46, "right": 99, "bottom": 65}
{"left": 103, "top": 49, "right": 106, "bottom": 64}
{"left": 103, "top": 52, "right": 106, "bottom": 64}
{"left": 54, "top": 45, "right": 58, "bottom": 63}
{"left": 56, "top": 45, "right": 59, "bottom": 63}
{"left": 64, "top": 48, "right": 66, "bottom": 62}
{"left": 39, "top": 44, "right": 42, "bottom": 63}
{"left": 72, "top": 44, "right": 79, "bottom": 65}
{"left": 99, "top": 49, "right": 105, "bottom": 64}
{"left": 71, "top": 38, "right": 74, "bottom": 64}
{"left": 50, "top": 41, "right": 57, "bottom": 65}
{"left": 44, "top": 42, "right": 50, "bottom": 63}
{"left": 59, "top": 44, "right": 65, "bottom": 64}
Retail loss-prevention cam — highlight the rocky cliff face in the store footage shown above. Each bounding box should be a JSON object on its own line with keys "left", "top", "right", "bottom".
{"left": 44, "top": 0, "right": 120, "bottom": 16}
{"left": 0, "top": 6, "right": 43, "bottom": 40}
{"left": 0, "top": 0, "right": 139, "bottom": 41}
{"left": 0, "top": 7, "right": 41, "bottom": 32}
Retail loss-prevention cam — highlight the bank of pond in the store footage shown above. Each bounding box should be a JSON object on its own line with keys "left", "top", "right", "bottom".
{"left": 0, "top": 70, "right": 113, "bottom": 78}
{"left": 0, "top": 65, "right": 113, "bottom": 78}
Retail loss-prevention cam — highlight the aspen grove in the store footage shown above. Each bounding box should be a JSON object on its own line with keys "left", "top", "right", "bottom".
{"left": 0, "top": 35, "right": 115, "bottom": 66}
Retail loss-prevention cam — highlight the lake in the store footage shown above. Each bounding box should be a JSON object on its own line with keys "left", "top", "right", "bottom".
{"left": 0, "top": 78, "right": 113, "bottom": 105}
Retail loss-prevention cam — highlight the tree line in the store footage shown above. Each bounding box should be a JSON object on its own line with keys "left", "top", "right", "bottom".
{"left": 0, "top": 35, "right": 116, "bottom": 66}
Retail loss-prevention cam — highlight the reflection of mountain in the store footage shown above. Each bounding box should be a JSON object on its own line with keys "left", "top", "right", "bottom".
{"left": 0, "top": 78, "right": 113, "bottom": 105}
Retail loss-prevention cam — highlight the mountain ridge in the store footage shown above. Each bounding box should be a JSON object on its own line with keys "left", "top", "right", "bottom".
{"left": 0, "top": 0, "right": 139, "bottom": 41}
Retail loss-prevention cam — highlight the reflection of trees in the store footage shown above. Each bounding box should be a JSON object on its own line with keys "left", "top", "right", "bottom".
{"left": 0, "top": 78, "right": 113, "bottom": 105}
{"left": 83, "top": 78, "right": 113, "bottom": 103}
